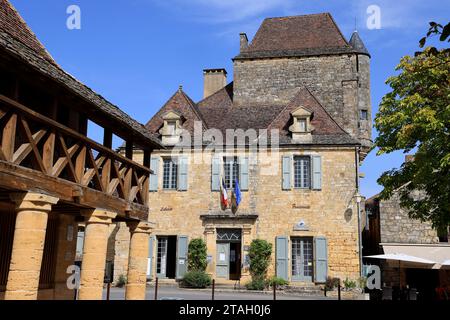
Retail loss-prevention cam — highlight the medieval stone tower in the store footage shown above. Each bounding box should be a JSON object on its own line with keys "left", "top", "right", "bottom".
{"left": 232, "top": 14, "right": 372, "bottom": 154}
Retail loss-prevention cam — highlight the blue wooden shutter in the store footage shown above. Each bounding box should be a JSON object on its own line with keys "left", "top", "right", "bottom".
{"left": 314, "top": 236, "right": 328, "bottom": 283}
{"left": 282, "top": 155, "right": 292, "bottom": 190}
{"left": 178, "top": 156, "right": 188, "bottom": 191}
{"left": 176, "top": 235, "right": 188, "bottom": 279}
{"left": 312, "top": 155, "right": 322, "bottom": 190}
{"left": 276, "top": 236, "right": 289, "bottom": 281}
{"left": 239, "top": 156, "right": 249, "bottom": 191}
{"left": 147, "top": 236, "right": 154, "bottom": 279}
{"left": 149, "top": 157, "right": 159, "bottom": 191}
{"left": 211, "top": 155, "right": 221, "bottom": 191}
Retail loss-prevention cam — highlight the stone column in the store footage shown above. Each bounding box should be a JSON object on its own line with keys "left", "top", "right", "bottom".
{"left": 5, "top": 192, "right": 59, "bottom": 300}
{"left": 78, "top": 209, "right": 116, "bottom": 300}
{"left": 204, "top": 225, "right": 216, "bottom": 276}
{"left": 125, "top": 221, "right": 153, "bottom": 300}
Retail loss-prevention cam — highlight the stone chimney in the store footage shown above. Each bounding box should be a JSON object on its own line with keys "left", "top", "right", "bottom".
{"left": 240, "top": 32, "right": 248, "bottom": 52}
{"left": 203, "top": 69, "right": 227, "bottom": 99}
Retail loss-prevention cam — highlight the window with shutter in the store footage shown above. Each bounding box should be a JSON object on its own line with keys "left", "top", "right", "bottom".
{"left": 293, "top": 156, "right": 311, "bottom": 189}
{"left": 162, "top": 158, "right": 178, "bottom": 190}
{"left": 223, "top": 157, "right": 239, "bottom": 189}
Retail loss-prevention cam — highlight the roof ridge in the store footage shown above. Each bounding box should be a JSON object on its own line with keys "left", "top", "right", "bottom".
{"left": 178, "top": 89, "right": 208, "bottom": 129}
{"left": 196, "top": 82, "right": 233, "bottom": 106}
{"left": 325, "top": 12, "right": 351, "bottom": 47}
{"left": 264, "top": 12, "right": 331, "bottom": 21}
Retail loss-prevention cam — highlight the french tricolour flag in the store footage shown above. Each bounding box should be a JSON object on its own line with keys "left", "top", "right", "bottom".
{"left": 220, "top": 178, "right": 228, "bottom": 208}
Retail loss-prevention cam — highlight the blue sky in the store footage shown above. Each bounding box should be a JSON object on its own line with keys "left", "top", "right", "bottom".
{"left": 10, "top": 0, "right": 449, "bottom": 197}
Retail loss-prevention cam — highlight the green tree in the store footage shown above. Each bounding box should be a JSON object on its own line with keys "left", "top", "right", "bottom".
{"left": 248, "top": 239, "right": 272, "bottom": 281}
{"left": 187, "top": 238, "right": 207, "bottom": 272}
{"left": 374, "top": 22, "right": 450, "bottom": 229}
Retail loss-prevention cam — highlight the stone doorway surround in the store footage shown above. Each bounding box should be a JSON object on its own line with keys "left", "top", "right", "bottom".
{"left": 200, "top": 213, "right": 257, "bottom": 283}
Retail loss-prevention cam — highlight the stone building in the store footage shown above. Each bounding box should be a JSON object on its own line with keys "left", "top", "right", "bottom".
{"left": 0, "top": 0, "right": 162, "bottom": 300}
{"left": 110, "top": 13, "right": 373, "bottom": 286}
{"left": 364, "top": 176, "right": 450, "bottom": 299}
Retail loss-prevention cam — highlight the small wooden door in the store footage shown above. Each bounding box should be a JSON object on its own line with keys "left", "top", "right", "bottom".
{"left": 216, "top": 242, "right": 230, "bottom": 279}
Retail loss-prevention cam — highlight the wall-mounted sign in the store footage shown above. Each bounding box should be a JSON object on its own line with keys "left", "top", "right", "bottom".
{"left": 292, "top": 204, "right": 310, "bottom": 209}
{"left": 207, "top": 255, "right": 213, "bottom": 264}
{"left": 243, "top": 245, "right": 250, "bottom": 252}
{"left": 293, "top": 220, "right": 309, "bottom": 231}
{"left": 160, "top": 207, "right": 173, "bottom": 212}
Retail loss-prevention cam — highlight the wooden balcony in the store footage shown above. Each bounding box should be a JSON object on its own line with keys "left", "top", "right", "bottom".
{"left": 0, "top": 94, "right": 150, "bottom": 220}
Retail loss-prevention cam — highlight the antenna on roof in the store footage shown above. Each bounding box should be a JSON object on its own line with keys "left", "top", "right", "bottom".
{"left": 354, "top": 16, "right": 357, "bottom": 32}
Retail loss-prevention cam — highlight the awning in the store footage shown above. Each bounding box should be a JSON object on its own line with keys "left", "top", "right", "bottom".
{"left": 364, "top": 253, "right": 436, "bottom": 264}
{"left": 380, "top": 243, "right": 450, "bottom": 269}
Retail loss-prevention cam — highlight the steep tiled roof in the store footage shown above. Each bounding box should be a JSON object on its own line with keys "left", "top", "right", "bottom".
{"left": 0, "top": 0, "right": 162, "bottom": 148}
{"left": 235, "top": 13, "right": 357, "bottom": 60}
{"left": 145, "top": 88, "right": 207, "bottom": 136}
{"left": 0, "top": 0, "right": 54, "bottom": 63}
{"left": 146, "top": 83, "right": 359, "bottom": 146}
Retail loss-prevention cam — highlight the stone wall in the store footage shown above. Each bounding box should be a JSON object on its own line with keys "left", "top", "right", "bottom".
{"left": 106, "top": 222, "right": 131, "bottom": 284}
{"left": 134, "top": 146, "right": 361, "bottom": 283}
{"left": 379, "top": 192, "right": 439, "bottom": 244}
{"left": 233, "top": 54, "right": 372, "bottom": 149}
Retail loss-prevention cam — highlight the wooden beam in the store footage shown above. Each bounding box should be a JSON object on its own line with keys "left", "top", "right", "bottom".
{"left": 49, "top": 98, "right": 58, "bottom": 120}
{"left": 75, "top": 146, "right": 86, "bottom": 183}
{"left": 101, "top": 158, "right": 111, "bottom": 192}
{"left": 143, "top": 149, "right": 151, "bottom": 168}
{"left": 0, "top": 161, "right": 149, "bottom": 220}
{"left": 58, "top": 134, "right": 78, "bottom": 183}
{"left": 125, "top": 141, "right": 133, "bottom": 160}
{"left": 103, "top": 128, "right": 113, "bottom": 149}
{"left": 1, "top": 113, "right": 17, "bottom": 161}
{"left": 19, "top": 116, "right": 46, "bottom": 173}
{"left": 12, "top": 129, "right": 46, "bottom": 165}
{"left": 42, "top": 131, "right": 55, "bottom": 174}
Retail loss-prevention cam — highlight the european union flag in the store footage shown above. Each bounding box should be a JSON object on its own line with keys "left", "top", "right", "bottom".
{"left": 234, "top": 178, "right": 242, "bottom": 207}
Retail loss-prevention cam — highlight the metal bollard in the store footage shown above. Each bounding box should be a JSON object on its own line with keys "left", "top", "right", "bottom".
{"left": 212, "top": 279, "right": 215, "bottom": 301}
{"left": 338, "top": 283, "right": 341, "bottom": 301}
{"left": 273, "top": 284, "right": 276, "bottom": 301}
{"left": 106, "top": 282, "right": 111, "bottom": 300}
{"left": 154, "top": 277, "right": 159, "bottom": 300}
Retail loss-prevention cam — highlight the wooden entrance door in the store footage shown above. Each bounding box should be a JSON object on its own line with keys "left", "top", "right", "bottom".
{"left": 216, "top": 242, "right": 229, "bottom": 279}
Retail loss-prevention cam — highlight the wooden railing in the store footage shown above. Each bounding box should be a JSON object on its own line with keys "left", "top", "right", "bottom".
{"left": 0, "top": 94, "right": 149, "bottom": 207}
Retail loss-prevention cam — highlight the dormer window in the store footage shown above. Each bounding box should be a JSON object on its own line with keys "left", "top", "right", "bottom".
{"left": 289, "top": 106, "right": 314, "bottom": 142}
{"left": 159, "top": 111, "right": 182, "bottom": 146}
{"left": 167, "top": 121, "right": 176, "bottom": 135}
{"left": 298, "top": 118, "right": 307, "bottom": 132}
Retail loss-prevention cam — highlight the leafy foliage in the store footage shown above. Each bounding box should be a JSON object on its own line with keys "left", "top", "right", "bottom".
{"left": 187, "top": 238, "right": 207, "bottom": 272}
{"left": 266, "top": 276, "right": 289, "bottom": 288}
{"left": 181, "top": 270, "right": 211, "bottom": 288}
{"left": 116, "top": 274, "right": 127, "bottom": 288}
{"left": 374, "top": 22, "right": 450, "bottom": 229}
{"left": 248, "top": 239, "right": 272, "bottom": 282}
{"left": 245, "top": 278, "right": 267, "bottom": 291}
{"left": 343, "top": 278, "right": 357, "bottom": 290}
